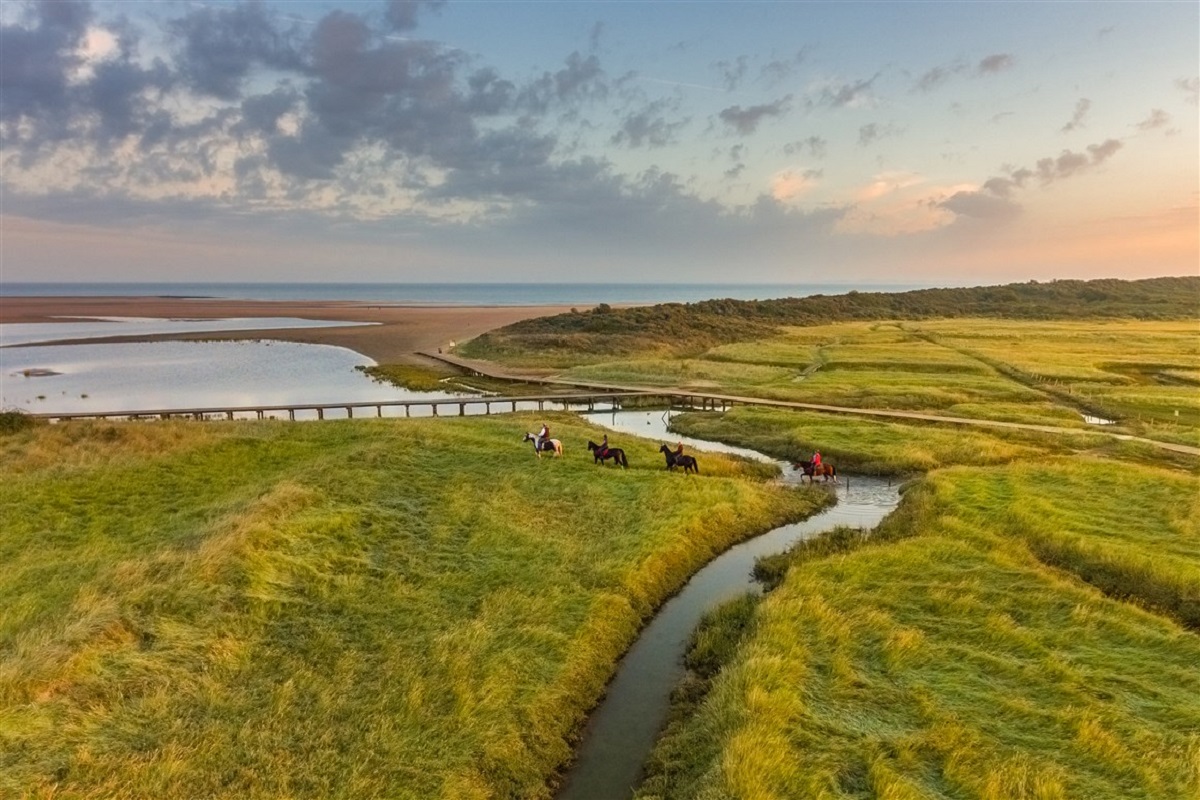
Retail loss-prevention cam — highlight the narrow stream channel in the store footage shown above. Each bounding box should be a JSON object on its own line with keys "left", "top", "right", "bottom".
{"left": 557, "top": 410, "right": 903, "bottom": 800}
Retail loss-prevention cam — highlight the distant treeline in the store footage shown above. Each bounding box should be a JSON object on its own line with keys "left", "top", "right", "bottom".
{"left": 463, "top": 276, "right": 1200, "bottom": 361}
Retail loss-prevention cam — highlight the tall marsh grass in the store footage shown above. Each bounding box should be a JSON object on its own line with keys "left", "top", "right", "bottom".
{"left": 929, "top": 458, "right": 1200, "bottom": 629}
{"left": 0, "top": 415, "right": 826, "bottom": 799}
{"left": 667, "top": 406, "right": 1084, "bottom": 474}
{"left": 636, "top": 460, "right": 1200, "bottom": 799}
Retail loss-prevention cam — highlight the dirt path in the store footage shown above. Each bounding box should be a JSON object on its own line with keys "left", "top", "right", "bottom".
{"left": 421, "top": 352, "right": 1200, "bottom": 458}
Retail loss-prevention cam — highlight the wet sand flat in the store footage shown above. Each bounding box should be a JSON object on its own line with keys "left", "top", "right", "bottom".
{"left": 0, "top": 296, "right": 572, "bottom": 364}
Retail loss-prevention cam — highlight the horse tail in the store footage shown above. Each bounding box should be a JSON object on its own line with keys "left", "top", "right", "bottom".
{"left": 619, "top": 451, "right": 628, "bottom": 468}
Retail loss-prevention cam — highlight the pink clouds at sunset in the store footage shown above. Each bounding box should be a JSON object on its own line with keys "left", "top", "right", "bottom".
{"left": 0, "top": 0, "right": 1194, "bottom": 284}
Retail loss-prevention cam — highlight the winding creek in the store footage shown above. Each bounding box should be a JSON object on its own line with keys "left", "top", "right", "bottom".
{"left": 559, "top": 410, "right": 903, "bottom": 800}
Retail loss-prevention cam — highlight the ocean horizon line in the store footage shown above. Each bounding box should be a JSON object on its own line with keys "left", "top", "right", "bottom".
{"left": 0, "top": 281, "right": 935, "bottom": 307}
{"left": 2, "top": 280, "right": 928, "bottom": 288}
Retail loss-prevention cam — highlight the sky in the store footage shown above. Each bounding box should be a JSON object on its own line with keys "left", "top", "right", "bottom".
{"left": 1, "top": 0, "right": 1197, "bottom": 286}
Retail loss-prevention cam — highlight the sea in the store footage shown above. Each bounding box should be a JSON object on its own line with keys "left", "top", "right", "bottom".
{"left": 1, "top": 281, "right": 923, "bottom": 417}
{"left": 1, "top": 281, "right": 920, "bottom": 306}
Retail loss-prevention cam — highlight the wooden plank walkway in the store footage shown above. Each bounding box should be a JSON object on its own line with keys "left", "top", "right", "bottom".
{"left": 420, "top": 351, "right": 1200, "bottom": 458}
{"left": 27, "top": 350, "right": 1199, "bottom": 458}
{"left": 30, "top": 391, "right": 678, "bottom": 423}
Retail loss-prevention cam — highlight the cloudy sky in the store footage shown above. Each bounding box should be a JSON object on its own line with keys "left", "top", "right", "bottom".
{"left": 1, "top": 0, "right": 1196, "bottom": 285}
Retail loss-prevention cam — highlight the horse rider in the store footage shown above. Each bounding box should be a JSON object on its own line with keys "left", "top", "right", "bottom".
{"left": 536, "top": 423, "right": 550, "bottom": 453}
{"left": 674, "top": 441, "right": 685, "bottom": 460}
{"left": 811, "top": 449, "right": 822, "bottom": 469}
{"left": 598, "top": 434, "right": 609, "bottom": 458}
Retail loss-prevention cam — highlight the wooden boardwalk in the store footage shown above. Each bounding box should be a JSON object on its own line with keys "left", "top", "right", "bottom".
{"left": 27, "top": 350, "right": 1199, "bottom": 458}
{"left": 30, "top": 390, "right": 693, "bottom": 423}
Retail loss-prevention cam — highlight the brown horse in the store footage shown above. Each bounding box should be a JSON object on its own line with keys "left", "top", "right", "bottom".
{"left": 588, "top": 440, "right": 629, "bottom": 468}
{"left": 792, "top": 459, "right": 837, "bottom": 483}
{"left": 660, "top": 444, "right": 699, "bottom": 474}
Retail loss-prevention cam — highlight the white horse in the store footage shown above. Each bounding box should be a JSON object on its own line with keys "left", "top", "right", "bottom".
{"left": 523, "top": 432, "right": 563, "bottom": 458}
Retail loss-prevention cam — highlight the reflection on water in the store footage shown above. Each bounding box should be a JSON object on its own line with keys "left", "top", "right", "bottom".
{"left": 0, "top": 316, "right": 373, "bottom": 347}
{"left": 1, "top": 339, "right": 470, "bottom": 415}
{"left": 581, "top": 408, "right": 774, "bottom": 462}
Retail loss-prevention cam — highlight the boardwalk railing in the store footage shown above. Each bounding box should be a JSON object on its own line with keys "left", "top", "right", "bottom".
{"left": 28, "top": 390, "right": 735, "bottom": 423}
{"left": 21, "top": 387, "right": 1200, "bottom": 458}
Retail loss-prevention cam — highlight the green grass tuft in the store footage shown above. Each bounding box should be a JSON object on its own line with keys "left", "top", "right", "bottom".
{"left": 635, "top": 459, "right": 1200, "bottom": 800}
{"left": 0, "top": 415, "right": 829, "bottom": 799}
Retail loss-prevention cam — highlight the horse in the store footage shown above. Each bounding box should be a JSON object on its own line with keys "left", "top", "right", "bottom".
{"left": 792, "top": 459, "right": 837, "bottom": 483}
{"left": 522, "top": 432, "right": 563, "bottom": 458}
{"left": 659, "top": 444, "right": 699, "bottom": 474}
{"left": 587, "top": 440, "right": 628, "bottom": 468}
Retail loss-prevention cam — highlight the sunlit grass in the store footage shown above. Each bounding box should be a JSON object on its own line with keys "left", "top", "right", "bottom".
{"left": 910, "top": 318, "right": 1200, "bottom": 431}
{"left": 667, "top": 406, "right": 1089, "bottom": 474}
{"left": 914, "top": 318, "right": 1198, "bottom": 382}
{"left": 561, "top": 358, "right": 793, "bottom": 390}
{"left": 637, "top": 460, "right": 1200, "bottom": 799}
{"left": 358, "top": 363, "right": 459, "bottom": 392}
{"left": 544, "top": 317, "right": 1200, "bottom": 438}
{"left": 760, "top": 366, "right": 1046, "bottom": 409}
{"left": 927, "top": 458, "right": 1200, "bottom": 628}
{"left": 0, "top": 415, "right": 825, "bottom": 799}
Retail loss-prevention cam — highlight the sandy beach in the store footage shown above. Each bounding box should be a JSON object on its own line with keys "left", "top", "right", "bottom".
{"left": 0, "top": 296, "right": 572, "bottom": 365}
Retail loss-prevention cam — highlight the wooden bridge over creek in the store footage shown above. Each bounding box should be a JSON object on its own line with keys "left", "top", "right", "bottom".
{"left": 25, "top": 350, "right": 1200, "bottom": 459}
{"left": 30, "top": 390, "right": 734, "bottom": 423}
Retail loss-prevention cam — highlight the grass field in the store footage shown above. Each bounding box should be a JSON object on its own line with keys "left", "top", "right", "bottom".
{"left": 637, "top": 458, "right": 1200, "bottom": 799}
{"left": 5, "top": 288, "right": 1197, "bottom": 799}
{"left": 665, "top": 406, "right": 1103, "bottom": 474}
{"left": 551, "top": 317, "right": 1198, "bottom": 432}
{"left": 910, "top": 318, "right": 1200, "bottom": 438}
{"left": 472, "top": 307, "right": 1198, "bottom": 442}
{"left": 0, "top": 414, "right": 827, "bottom": 799}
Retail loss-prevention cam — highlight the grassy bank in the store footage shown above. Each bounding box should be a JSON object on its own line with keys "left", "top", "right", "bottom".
{"left": 665, "top": 406, "right": 1100, "bottom": 474}
{"left": 636, "top": 459, "right": 1200, "bottom": 799}
{"left": 0, "top": 414, "right": 825, "bottom": 799}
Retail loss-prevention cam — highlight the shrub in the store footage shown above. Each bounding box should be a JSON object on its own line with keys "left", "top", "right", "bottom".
{"left": 0, "top": 409, "right": 38, "bottom": 435}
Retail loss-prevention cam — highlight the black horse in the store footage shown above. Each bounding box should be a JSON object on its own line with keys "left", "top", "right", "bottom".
{"left": 792, "top": 459, "right": 837, "bottom": 483}
{"left": 588, "top": 440, "right": 628, "bottom": 468}
{"left": 659, "top": 444, "right": 699, "bottom": 474}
